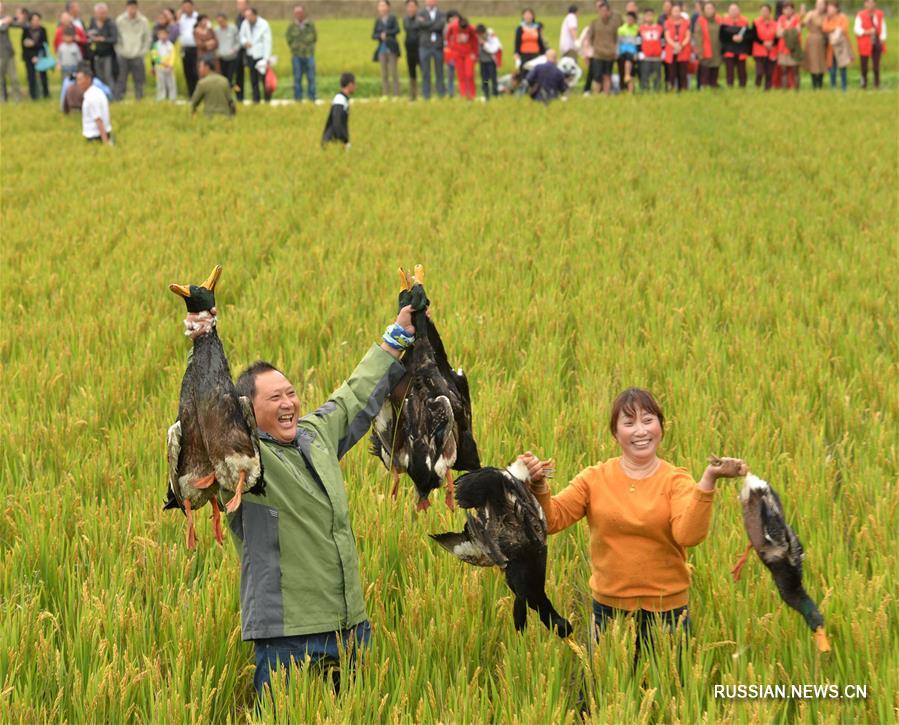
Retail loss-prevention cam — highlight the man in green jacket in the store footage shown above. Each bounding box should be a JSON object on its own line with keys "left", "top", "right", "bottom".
{"left": 190, "top": 54, "right": 236, "bottom": 116}
{"left": 286, "top": 4, "right": 317, "bottom": 100}
{"left": 181, "top": 297, "right": 416, "bottom": 696}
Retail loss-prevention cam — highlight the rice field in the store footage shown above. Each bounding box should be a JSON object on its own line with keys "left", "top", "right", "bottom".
{"left": 1, "top": 26, "right": 897, "bottom": 724}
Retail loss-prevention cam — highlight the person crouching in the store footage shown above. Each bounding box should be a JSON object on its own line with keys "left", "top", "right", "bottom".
{"left": 525, "top": 48, "right": 567, "bottom": 102}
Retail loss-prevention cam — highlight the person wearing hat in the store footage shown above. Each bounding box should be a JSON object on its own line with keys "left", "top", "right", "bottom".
{"left": 76, "top": 62, "right": 112, "bottom": 143}
{"left": 190, "top": 53, "right": 235, "bottom": 116}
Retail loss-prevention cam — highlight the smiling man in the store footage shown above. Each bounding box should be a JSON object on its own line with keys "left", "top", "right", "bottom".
{"left": 181, "top": 300, "right": 416, "bottom": 696}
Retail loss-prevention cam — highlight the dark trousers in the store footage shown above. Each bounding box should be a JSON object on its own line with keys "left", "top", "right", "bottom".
{"left": 860, "top": 47, "right": 881, "bottom": 88}
{"left": 582, "top": 58, "right": 594, "bottom": 93}
{"left": 25, "top": 62, "right": 49, "bottom": 99}
{"left": 724, "top": 56, "right": 747, "bottom": 87}
{"left": 220, "top": 57, "right": 239, "bottom": 91}
{"left": 235, "top": 49, "right": 246, "bottom": 100}
{"left": 639, "top": 59, "right": 662, "bottom": 91}
{"left": 667, "top": 60, "right": 688, "bottom": 91}
{"left": 699, "top": 65, "right": 720, "bottom": 88}
{"left": 115, "top": 56, "right": 145, "bottom": 100}
{"left": 248, "top": 56, "right": 271, "bottom": 102}
{"left": 829, "top": 61, "right": 847, "bottom": 91}
{"left": 593, "top": 601, "right": 690, "bottom": 666}
{"left": 419, "top": 46, "right": 445, "bottom": 99}
{"left": 253, "top": 621, "right": 371, "bottom": 699}
{"left": 754, "top": 56, "right": 774, "bottom": 89}
{"left": 182, "top": 46, "right": 198, "bottom": 95}
{"left": 479, "top": 59, "right": 498, "bottom": 99}
{"left": 810, "top": 72, "right": 824, "bottom": 89}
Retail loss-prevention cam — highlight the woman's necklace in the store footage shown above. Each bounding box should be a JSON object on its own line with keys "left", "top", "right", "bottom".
{"left": 621, "top": 457, "right": 660, "bottom": 492}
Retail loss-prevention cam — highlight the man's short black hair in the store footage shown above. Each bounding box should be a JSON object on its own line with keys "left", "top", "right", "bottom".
{"left": 627, "top": 10, "right": 637, "bottom": 18}
{"left": 236, "top": 361, "right": 282, "bottom": 401}
{"left": 126, "top": 0, "right": 138, "bottom": 5}
{"left": 340, "top": 71, "right": 355, "bottom": 88}
{"left": 199, "top": 53, "right": 216, "bottom": 67}
{"left": 568, "top": 4, "right": 578, "bottom": 13}
{"left": 76, "top": 60, "right": 93, "bottom": 76}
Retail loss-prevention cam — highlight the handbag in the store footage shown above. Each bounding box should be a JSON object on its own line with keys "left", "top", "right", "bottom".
{"left": 35, "top": 42, "right": 56, "bottom": 72}
{"left": 264, "top": 65, "right": 278, "bottom": 94}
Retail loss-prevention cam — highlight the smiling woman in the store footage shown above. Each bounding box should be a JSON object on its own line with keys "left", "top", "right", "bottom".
{"left": 520, "top": 388, "right": 748, "bottom": 661}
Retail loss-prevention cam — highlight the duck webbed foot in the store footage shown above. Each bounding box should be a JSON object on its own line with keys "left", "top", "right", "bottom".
{"left": 211, "top": 498, "right": 224, "bottom": 546}
{"left": 731, "top": 543, "right": 753, "bottom": 581}
{"left": 193, "top": 472, "right": 216, "bottom": 489}
{"left": 814, "top": 627, "right": 831, "bottom": 653}
{"left": 225, "top": 470, "right": 246, "bottom": 513}
{"left": 184, "top": 499, "right": 197, "bottom": 550}
{"left": 416, "top": 497, "right": 431, "bottom": 512}
{"left": 444, "top": 470, "right": 456, "bottom": 511}
{"left": 390, "top": 468, "right": 401, "bottom": 500}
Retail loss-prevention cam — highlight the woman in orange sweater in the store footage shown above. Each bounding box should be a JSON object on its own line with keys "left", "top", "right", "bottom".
{"left": 520, "top": 388, "right": 746, "bottom": 655}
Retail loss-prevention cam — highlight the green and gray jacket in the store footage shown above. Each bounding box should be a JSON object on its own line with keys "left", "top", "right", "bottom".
{"left": 227, "top": 344, "right": 405, "bottom": 640}
{"left": 286, "top": 20, "right": 317, "bottom": 58}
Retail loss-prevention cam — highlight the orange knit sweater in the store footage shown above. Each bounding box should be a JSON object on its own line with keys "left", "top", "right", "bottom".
{"left": 532, "top": 457, "right": 715, "bottom": 612}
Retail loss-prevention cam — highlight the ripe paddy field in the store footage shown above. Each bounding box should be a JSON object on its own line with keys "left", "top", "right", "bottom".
{"left": 0, "top": 18, "right": 897, "bottom": 724}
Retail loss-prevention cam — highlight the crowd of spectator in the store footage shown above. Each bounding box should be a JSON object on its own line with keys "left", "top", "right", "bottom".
{"left": 0, "top": 0, "right": 888, "bottom": 109}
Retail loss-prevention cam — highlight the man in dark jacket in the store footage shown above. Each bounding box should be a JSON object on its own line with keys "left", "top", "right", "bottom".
{"left": 178, "top": 286, "right": 419, "bottom": 697}
{"left": 525, "top": 49, "right": 568, "bottom": 102}
{"left": 322, "top": 72, "right": 355, "bottom": 148}
{"left": 415, "top": 0, "right": 445, "bottom": 99}
{"left": 402, "top": 0, "right": 420, "bottom": 99}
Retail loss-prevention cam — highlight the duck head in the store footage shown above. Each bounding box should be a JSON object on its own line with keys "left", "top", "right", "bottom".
{"left": 169, "top": 265, "right": 222, "bottom": 313}
{"left": 398, "top": 265, "right": 430, "bottom": 313}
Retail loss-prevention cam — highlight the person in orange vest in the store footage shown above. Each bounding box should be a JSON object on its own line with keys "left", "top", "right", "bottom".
{"left": 720, "top": 2, "right": 750, "bottom": 87}
{"left": 449, "top": 16, "right": 478, "bottom": 99}
{"left": 775, "top": 0, "right": 801, "bottom": 90}
{"left": 694, "top": 1, "right": 722, "bottom": 89}
{"left": 854, "top": 0, "right": 886, "bottom": 89}
{"left": 663, "top": 1, "right": 691, "bottom": 91}
{"left": 638, "top": 7, "right": 664, "bottom": 91}
{"left": 752, "top": 3, "right": 777, "bottom": 89}
{"left": 513, "top": 7, "right": 545, "bottom": 80}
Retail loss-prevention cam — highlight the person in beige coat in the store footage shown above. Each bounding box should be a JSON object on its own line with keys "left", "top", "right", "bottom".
{"left": 802, "top": 0, "right": 828, "bottom": 88}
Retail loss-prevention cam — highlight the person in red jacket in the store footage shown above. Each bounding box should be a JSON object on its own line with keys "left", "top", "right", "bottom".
{"left": 663, "top": 1, "right": 691, "bottom": 91}
{"left": 54, "top": 10, "right": 88, "bottom": 53}
{"left": 854, "top": 0, "right": 886, "bottom": 89}
{"left": 449, "top": 16, "right": 479, "bottom": 98}
{"left": 720, "top": 2, "right": 750, "bottom": 87}
{"left": 775, "top": 1, "right": 801, "bottom": 90}
{"left": 639, "top": 7, "right": 664, "bottom": 91}
{"left": 752, "top": 3, "right": 777, "bottom": 88}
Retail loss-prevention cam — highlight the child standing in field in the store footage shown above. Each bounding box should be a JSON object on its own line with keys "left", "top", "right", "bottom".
{"left": 617, "top": 10, "right": 640, "bottom": 93}
{"left": 638, "top": 8, "right": 663, "bottom": 91}
{"left": 56, "top": 26, "right": 82, "bottom": 78}
{"left": 151, "top": 26, "right": 176, "bottom": 100}
{"left": 450, "top": 17, "right": 479, "bottom": 99}
{"left": 476, "top": 24, "right": 500, "bottom": 99}
{"left": 322, "top": 72, "right": 355, "bottom": 149}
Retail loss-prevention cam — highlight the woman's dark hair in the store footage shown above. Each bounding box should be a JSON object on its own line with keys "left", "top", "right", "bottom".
{"left": 760, "top": 2, "right": 771, "bottom": 8}
{"left": 459, "top": 16, "right": 469, "bottom": 28}
{"left": 627, "top": 10, "right": 636, "bottom": 19}
{"left": 609, "top": 388, "right": 665, "bottom": 436}
{"left": 475, "top": 22, "right": 486, "bottom": 33}
{"left": 568, "top": 4, "right": 578, "bottom": 12}
{"left": 446, "top": 9, "right": 459, "bottom": 20}
{"left": 522, "top": 7, "right": 535, "bottom": 18}
{"left": 196, "top": 13, "right": 207, "bottom": 22}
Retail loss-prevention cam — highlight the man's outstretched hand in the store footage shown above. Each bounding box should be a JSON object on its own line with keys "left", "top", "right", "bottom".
{"left": 184, "top": 308, "right": 217, "bottom": 340}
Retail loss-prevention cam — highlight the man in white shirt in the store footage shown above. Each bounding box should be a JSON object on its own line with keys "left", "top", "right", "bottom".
{"left": 559, "top": 5, "right": 579, "bottom": 58}
{"left": 177, "top": 0, "right": 199, "bottom": 95}
{"left": 76, "top": 63, "right": 112, "bottom": 144}
{"left": 238, "top": 6, "right": 272, "bottom": 102}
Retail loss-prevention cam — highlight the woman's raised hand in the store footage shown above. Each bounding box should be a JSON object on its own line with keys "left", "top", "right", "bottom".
{"left": 518, "top": 451, "right": 550, "bottom": 484}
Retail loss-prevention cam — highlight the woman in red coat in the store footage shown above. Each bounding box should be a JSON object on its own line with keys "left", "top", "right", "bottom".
{"left": 450, "top": 17, "right": 479, "bottom": 99}
{"left": 752, "top": 3, "right": 777, "bottom": 89}
{"left": 663, "top": 1, "right": 692, "bottom": 91}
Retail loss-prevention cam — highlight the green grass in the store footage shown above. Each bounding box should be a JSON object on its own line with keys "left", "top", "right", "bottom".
{"left": 1, "top": 32, "right": 897, "bottom": 724}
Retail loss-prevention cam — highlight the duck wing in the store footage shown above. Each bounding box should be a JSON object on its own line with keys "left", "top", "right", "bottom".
{"left": 239, "top": 395, "right": 266, "bottom": 496}
{"left": 430, "top": 512, "right": 507, "bottom": 568}
{"left": 164, "top": 421, "right": 183, "bottom": 511}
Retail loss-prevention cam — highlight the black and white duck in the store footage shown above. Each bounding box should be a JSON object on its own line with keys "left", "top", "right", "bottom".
{"left": 431, "top": 460, "right": 572, "bottom": 637}
{"left": 370, "top": 265, "right": 480, "bottom": 510}
{"left": 164, "top": 265, "right": 263, "bottom": 548}
{"left": 731, "top": 469, "right": 831, "bottom": 652}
